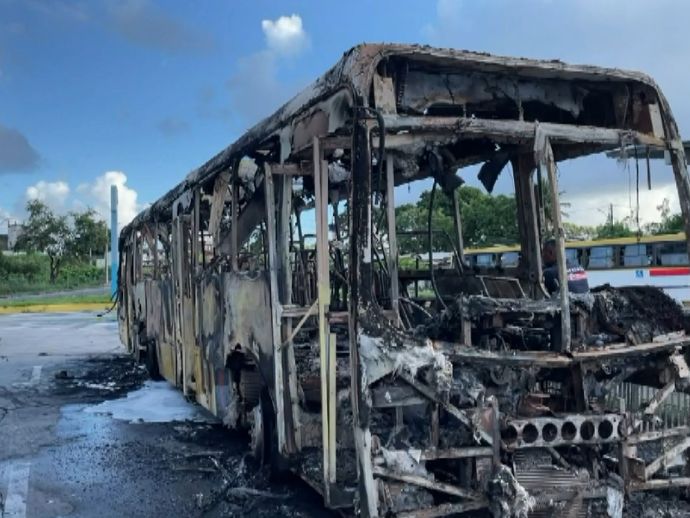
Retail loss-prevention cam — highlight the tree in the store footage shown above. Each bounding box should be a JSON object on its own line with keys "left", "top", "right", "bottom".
{"left": 14, "top": 200, "right": 71, "bottom": 282}
{"left": 563, "top": 222, "right": 596, "bottom": 240}
{"left": 458, "top": 187, "right": 518, "bottom": 247}
{"left": 70, "top": 209, "right": 109, "bottom": 261}
{"left": 645, "top": 198, "right": 684, "bottom": 235}
{"left": 394, "top": 185, "right": 519, "bottom": 255}
{"left": 595, "top": 220, "right": 634, "bottom": 239}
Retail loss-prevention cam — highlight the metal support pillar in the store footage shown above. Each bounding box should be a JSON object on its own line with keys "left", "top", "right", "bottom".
{"left": 314, "top": 138, "right": 336, "bottom": 492}
{"left": 535, "top": 133, "right": 570, "bottom": 351}
{"left": 110, "top": 185, "right": 118, "bottom": 297}
{"left": 385, "top": 158, "right": 400, "bottom": 323}
{"left": 265, "top": 166, "right": 287, "bottom": 454}
{"left": 348, "top": 121, "right": 379, "bottom": 517}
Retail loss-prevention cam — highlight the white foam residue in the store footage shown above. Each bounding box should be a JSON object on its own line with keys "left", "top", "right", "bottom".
{"left": 80, "top": 381, "right": 117, "bottom": 391}
{"left": 85, "top": 381, "right": 214, "bottom": 423}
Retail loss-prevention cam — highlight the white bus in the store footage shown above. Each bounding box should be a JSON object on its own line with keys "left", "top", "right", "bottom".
{"left": 466, "top": 232, "right": 690, "bottom": 304}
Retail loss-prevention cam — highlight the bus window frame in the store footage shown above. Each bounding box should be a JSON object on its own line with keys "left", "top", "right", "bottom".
{"left": 500, "top": 251, "right": 520, "bottom": 268}
{"left": 656, "top": 241, "right": 690, "bottom": 266}
{"left": 587, "top": 245, "right": 616, "bottom": 270}
{"left": 622, "top": 243, "right": 652, "bottom": 268}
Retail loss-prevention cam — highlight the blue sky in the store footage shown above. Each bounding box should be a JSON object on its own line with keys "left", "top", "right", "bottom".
{"left": 1, "top": 0, "right": 690, "bottom": 231}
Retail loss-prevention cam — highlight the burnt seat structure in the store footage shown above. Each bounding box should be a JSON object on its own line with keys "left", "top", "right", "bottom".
{"left": 118, "top": 44, "right": 690, "bottom": 517}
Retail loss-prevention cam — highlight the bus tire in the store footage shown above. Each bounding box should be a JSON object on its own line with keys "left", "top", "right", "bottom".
{"left": 145, "top": 339, "right": 162, "bottom": 381}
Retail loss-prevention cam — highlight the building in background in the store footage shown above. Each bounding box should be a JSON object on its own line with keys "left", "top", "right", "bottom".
{"left": 7, "top": 222, "right": 23, "bottom": 251}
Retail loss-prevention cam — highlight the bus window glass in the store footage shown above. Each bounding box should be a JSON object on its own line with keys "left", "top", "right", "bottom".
{"left": 588, "top": 246, "right": 614, "bottom": 269}
{"left": 565, "top": 248, "right": 579, "bottom": 264}
{"left": 500, "top": 252, "right": 520, "bottom": 268}
{"left": 475, "top": 254, "right": 495, "bottom": 267}
{"left": 623, "top": 244, "right": 651, "bottom": 267}
{"left": 658, "top": 243, "right": 689, "bottom": 266}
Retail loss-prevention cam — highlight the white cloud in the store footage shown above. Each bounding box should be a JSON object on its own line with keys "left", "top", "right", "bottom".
{"left": 10, "top": 172, "right": 142, "bottom": 233}
{"left": 76, "top": 171, "right": 141, "bottom": 230}
{"left": 25, "top": 180, "right": 70, "bottom": 210}
{"left": 564, "top": 183, "right": 680, "bottom": 228}
{"left": 261, "top": 14, "right": 308, "bottom": 57}
{"left": 227, "top": 14, "right": 310, "bottom": 126}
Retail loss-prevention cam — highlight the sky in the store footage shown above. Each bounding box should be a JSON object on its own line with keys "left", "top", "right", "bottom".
{"left": 1, "top": 0, "right": 690, "bottom": 233}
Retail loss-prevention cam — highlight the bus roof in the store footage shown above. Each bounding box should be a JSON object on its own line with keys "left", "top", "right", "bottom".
{"left": 123, "top": 43, "right": 675, "bottom": 238}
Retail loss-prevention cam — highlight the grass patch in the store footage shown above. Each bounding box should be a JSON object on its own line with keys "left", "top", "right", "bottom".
{"left": 0, "top": 253, "right": 107, "bottom": 296}
{"left": 0, "top": 280, "right": 105, "bottom": 296}
{"left": 0, "top": 293, "right": 112, "bottom": 308}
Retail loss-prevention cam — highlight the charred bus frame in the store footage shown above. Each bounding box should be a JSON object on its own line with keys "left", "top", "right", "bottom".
{"left": 119, "top": 44, "right": 690, "bottom": 517}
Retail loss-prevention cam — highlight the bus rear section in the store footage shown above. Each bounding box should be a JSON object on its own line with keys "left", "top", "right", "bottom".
{"left": 118, "top": 44, "right": 690, "bottom": 517}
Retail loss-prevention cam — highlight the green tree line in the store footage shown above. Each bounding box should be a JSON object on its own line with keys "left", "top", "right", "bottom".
{"left": 394, "top": 186, "right": 684, "bottom": 255}
{"left": 1, "top": 200, "right": 110, "bottom": 293}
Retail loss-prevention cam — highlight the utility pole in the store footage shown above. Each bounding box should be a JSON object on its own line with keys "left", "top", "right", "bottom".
{"left": 110, "top": 186, "right": 118, "bottom": 297}
{"left": 104, "top": 224, "right": 109, "bottom": 286}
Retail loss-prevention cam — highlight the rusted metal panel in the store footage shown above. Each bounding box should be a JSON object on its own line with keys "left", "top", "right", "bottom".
{"left": 221, "top": 272, "right": 273, "bottom": 379}
{"left": 144, "top": 280, "right": 162, "bottom": 340}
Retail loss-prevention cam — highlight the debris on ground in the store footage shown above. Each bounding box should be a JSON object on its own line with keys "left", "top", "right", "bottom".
{"left": 170, "top": 425, "right": 325, "bottom": 517}
{"left": 195, "top": 452, "right": 297, "bottom": 517}
{"left": 51, "top": 355, "right": 147, "bottom": 399}
{"left": 624, "top": 490, "right": 690, "bottom": 518}
{"left": 488, "top": 465, "right": 535, "bottom": 518}
{"left": 43, "top": 354, "right": 330, "bottom": 517}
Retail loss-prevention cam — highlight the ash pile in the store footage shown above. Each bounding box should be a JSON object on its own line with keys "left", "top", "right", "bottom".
{"left": 421, "top": 284, "right": 688, "bottom": 350}
{"left": 589, "top": 285, "right": 688, "bottom": 345}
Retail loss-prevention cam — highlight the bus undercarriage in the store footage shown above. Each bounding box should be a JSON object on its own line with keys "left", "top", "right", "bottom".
{"left": 118, "top": 44, "right": 690, "bottom": 517}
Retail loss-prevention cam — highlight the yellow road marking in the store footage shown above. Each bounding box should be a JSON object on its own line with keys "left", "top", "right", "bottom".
{"left": 0, "top": 303, "right": 109, "bottom": 314}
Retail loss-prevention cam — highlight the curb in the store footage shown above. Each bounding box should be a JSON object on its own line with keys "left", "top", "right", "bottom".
{"left": 0, "top": 303, "right": 111, "bottom": 314}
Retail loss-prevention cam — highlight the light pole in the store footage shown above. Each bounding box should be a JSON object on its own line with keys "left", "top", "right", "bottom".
{"left": 110, "top": 186, "right": 118, "bottom": 297}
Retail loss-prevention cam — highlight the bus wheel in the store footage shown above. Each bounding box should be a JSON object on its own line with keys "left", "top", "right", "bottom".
{"left": 144, "top": 340, "right": 162, "bottom": 381}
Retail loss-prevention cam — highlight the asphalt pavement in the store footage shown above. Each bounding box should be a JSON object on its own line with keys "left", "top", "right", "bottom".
{"left": 0, "top": 312, "right": 330, "bottom": 518}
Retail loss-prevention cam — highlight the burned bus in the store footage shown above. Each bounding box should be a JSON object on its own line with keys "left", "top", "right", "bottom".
{"left": 118, "top": 44, "right": 690, "bottom": 517}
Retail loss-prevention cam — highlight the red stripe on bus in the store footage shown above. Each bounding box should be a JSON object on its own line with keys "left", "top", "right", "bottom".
{"left": 649, "top": 267, "right": 690, "bottom": 276}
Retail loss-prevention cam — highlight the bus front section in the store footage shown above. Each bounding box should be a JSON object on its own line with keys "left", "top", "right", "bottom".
{"left": 343, "top": 46, "right": 690, "bottom": 518}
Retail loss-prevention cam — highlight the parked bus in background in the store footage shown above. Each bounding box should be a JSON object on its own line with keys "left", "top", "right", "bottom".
{"left": 466, "top": 232, "right": 690, "bottom": 304}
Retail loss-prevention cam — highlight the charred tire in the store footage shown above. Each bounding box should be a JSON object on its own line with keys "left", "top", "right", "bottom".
{"left": 144, "top": 339, "right": 162, "bottom": 381}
